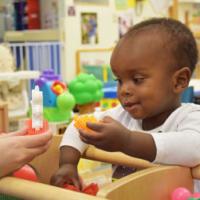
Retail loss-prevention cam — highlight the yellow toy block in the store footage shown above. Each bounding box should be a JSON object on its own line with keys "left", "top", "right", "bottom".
{"left": 74, "top": 115, "right": 98, "bottom": 133}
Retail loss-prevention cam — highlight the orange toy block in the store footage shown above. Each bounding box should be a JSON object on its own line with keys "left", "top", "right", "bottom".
{"left": 74, "top": 115, "right": 98, "bottom": 133}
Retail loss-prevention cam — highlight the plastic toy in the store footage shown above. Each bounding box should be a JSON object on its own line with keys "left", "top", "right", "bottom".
{"left": 51, "top": 80, "right": 66, "bottom": 95}
{"left": 68, "top": 73, "right": 103, "bottom": 114}
{"left": 192, "top": 193, "right": 200, "bottom": 198}
{"left": 188, "top": 198, "right": 200, "bottom": 200}
{"left": 172, "top": 187, "right": 200, "bottom": 200}
{"left": 171, "top": 187, "right": 192, "bottom": 200}
{"left": 101, "top": 82, "right": 119, "bottom": 110}
{"left": 63, "top": 183, "right": 99, "bottom": 196}
{"left": 13, "top": 164, "right": 38, "bottom": 182}
{"left": 26, "top": 85, "right": 48, "bottom": 135}
{"left": 31, "top": 85, "right": 43, "bottom": 131}
{"left": 34, "top": 69, "right": 61, "bottom": 108}
{"left": 43, "top": 91, "right": 75, "bottom": 122}
{"left": 34, "top": 69, "right": 75, "bottom": 122}
{"left": 74, "top": 115, "right": 98, "bottom": 133}
{"left": 83, "top": 183, "right": 99, "bottom": 196}
{"left": 63, "top": 184, "right": 80, "bottom": 192}
{"left": 26, "top": 119, "right": 49, "bottom": 135}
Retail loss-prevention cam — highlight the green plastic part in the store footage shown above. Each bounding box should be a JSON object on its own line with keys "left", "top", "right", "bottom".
{"left": 57, "top": 91, "right": 75, "bottom": 110}
{"left": 68, "top": 73, "right": 103, "bottom": 105}
{"left": 43, "top": 107, "right": 72, "bottom": 122}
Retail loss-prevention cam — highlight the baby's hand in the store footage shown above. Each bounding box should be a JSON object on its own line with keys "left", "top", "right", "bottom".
{"left": 78, "top": 116, "right": 131, "bottom": 152}
{"left": 50, "top": 164, "right": 82, "bottom": 190}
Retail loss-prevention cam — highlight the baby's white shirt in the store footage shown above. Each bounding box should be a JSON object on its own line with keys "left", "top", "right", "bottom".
{"left": 60, "top": 103, "right": 200, "bottom": 191}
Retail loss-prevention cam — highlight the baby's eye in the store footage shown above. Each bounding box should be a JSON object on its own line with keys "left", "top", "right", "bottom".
{"left": 133, "top": 77, "right": 144, "bottom": 84}
{"left": 114, "top": 78, "right": 122, "bottom": 85}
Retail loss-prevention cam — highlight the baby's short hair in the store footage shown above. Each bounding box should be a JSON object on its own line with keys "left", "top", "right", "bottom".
{"left": 125, "top": 18, "right": 198, "bottom": 73}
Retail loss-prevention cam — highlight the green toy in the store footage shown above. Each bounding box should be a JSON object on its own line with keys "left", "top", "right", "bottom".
{"left": 68, "top": 73, "right": 103, "bottom": 105}
{"left": 44, "top": 91, "right": 75, "bottom": 122}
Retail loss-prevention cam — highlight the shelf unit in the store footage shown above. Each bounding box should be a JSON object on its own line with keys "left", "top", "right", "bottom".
{"left": 4, "top": 29, "right": 59, "bottom": 42}
{"left": 0, "top": 71, "right": 40, "bottom": 119}
{"left": 0, "top": 71, "right": 39, "bottom": 81}
{"left": 179, "top": 0, "right": 200, "bottom": 3}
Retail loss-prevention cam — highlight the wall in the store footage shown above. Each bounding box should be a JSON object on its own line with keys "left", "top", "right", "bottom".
{"left": 59, "top": 0, "right": 170, "bottom": 82}
{"left": 59, "top": 0, "right": 118, "bottom": 82}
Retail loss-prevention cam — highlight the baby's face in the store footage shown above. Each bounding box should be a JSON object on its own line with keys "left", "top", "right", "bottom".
{"left": 110, "top": 31, "right": 180, "bottom": 128}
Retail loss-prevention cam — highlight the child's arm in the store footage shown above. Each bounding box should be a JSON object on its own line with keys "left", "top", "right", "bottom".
{"left": 79, "top": 116, "right": 157, "bottom": 162}
{"left": 50, "top": 145, "right": 82, "bottom": 189}
{"left": 50, "top": 116, "right": 92, "bottom": 189}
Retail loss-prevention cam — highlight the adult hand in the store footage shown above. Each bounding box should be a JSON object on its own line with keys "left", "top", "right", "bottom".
{"left": 0, "top": 130, "right": 52, "bottom": 177}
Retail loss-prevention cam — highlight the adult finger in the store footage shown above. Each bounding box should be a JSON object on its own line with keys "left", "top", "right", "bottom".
{"left": 21, "top": 131, "right": 52, "bottom": 148}
{"left": 24, "top": 142, "right": 51, "bottom": 162}
{"left": 0, "top": 129, "right": 27, "bottom": 138}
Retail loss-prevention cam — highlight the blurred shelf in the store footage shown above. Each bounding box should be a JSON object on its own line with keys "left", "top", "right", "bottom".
{"left": 4, "top": 29, "right": 60, "bottom": 42}
{"left": 179, "top": 0, "right": 200, "bottom": 3}
{"left": 0, "top": 71, "right": 40, "bottom": 82}
{"left": 194, "top": 32, "right": 200, "bottom": 39}
{"left": 189, "top": 79, "right": 200, "bottom": 91}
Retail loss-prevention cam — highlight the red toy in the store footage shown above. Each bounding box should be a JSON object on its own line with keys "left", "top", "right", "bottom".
{"left": 13, "top": 164, "right": 38, "bottom": 182}
{"left": 171, "top": 187, "right": 200, "bottom": 200}
{"left": 63, "top": 183, "right": 99, "bottom": 196}
{"left": 63, "top": 184, "right": 80, "bottom": 192}
{"left": 51, "top": 80, "right": 67, "bottom": 95}
{"left": 26, "top": 119, "right": 48, "bottom": 135}
{"left": 83, "top": 183, "right": 99, "bottom": 195}
{"left": 171, "top": 187, "right": 191, "bottom": 200}
{"left": 192, "top": 193, "right": 200, "bottom": 198}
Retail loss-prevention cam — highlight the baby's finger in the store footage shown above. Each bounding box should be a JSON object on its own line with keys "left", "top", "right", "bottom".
{"left": 79, "top": 135, "right": 90, "bottom": 144}
{"left": 80, "top": 134, "right": 102, "bottom": 148}
{"left": 102, "top": 116, "right": 115, "bottom": 123}
{"left": 50, "top": 175, "right": 66, "bottom": 187}
{"left": 79, "top": 129, "right": 101, "bottom": 141}
{"left": 86, "top": 121, "right": 104, "bottom": 132}
{"left": 72, "top": 177, "right": 82, "bottom": 190}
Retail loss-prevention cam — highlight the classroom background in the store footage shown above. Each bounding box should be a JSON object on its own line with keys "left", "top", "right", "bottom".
{"left": 0, "top": 1, "right": 200, "bottom": 199}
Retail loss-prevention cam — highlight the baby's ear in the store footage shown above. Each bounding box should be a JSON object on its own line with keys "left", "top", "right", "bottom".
{"left": 172, "top": 67, "right": 191, "bottom": 93}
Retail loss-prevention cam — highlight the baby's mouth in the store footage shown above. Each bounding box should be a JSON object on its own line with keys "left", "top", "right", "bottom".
{"left": 123, "top": 102, "right": 140, "bottom": 111}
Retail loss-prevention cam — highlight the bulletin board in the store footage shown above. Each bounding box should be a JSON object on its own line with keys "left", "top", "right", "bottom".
{"left": 76, "top": 48, "right": 115, "bottom": 82}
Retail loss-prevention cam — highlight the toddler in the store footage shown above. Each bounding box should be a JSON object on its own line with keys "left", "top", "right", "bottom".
{"left": 51, "top": 18, "right": 200, "bottom": 191}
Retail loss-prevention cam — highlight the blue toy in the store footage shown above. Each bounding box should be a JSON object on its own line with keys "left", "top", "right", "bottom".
{"left": 34, "top": 69, "right": 75, "bottom": 122}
